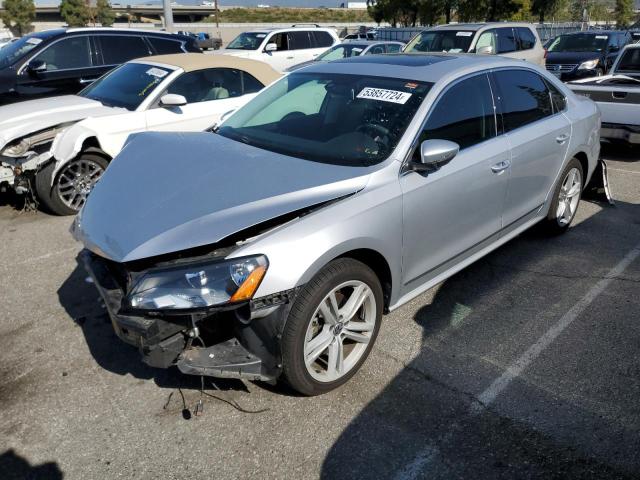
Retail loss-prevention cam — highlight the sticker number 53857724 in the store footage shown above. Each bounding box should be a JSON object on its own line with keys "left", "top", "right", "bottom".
{"left": 357, "top": 87, "right": 413, "bottom": 104}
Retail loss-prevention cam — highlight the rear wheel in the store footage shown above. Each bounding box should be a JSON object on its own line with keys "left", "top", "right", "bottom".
{"left": 540, "top": 158, "right": 583, "bottom": 235}
{"left": 280, "top": 258, "right": 383, "bottom": 396}
{"left": 35, "top": 152, "right": 108, "bottom": 216}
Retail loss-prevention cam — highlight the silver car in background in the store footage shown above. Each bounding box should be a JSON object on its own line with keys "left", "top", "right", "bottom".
{"left": 74, "top": 54, "right": 600, "bottom": 396}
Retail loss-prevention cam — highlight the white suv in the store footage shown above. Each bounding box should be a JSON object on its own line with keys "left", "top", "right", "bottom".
{"left": 405, "top": 23, "right": 545, "bottom": 66}
{"left": 218, "top": 25, "right": 339, "bottom": 71}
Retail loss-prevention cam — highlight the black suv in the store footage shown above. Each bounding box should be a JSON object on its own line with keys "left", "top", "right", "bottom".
{"left": 0, "top": 28, "right": 200, "bottom": 103}
{"left": 545, "top": 30, "right": 631, "bottom": 81}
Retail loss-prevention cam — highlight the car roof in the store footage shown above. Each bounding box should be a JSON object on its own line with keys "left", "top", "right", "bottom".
{"left": 301, "top": 53, "right": 526, "bottom": 83}
{"left": 433, "top": 22, "right": 535, "bottom": 31}
{"left": 341, "top": 40, "right": 402, "bottom": 45}
{"left": 65, "top": 27, "right": 187, "bottom": 38}
{"left": 245, "top": 27, "right": 336, "bottom": 34}
{"left": 134, "top": 53, "right": 281, "bottom": 84}
{"left": 559, "top": 30, "right": 620, "bottom": 36}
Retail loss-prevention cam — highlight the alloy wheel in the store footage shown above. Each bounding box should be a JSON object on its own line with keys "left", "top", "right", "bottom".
{"left": 55, "top": 158, "right": 105, "bottom": 211}
{"left": 556, "top": 167, "right": 582, "bottom": 226}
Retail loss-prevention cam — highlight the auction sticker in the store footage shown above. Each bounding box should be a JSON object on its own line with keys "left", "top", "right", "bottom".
{"left": 357, "top": 87, "right": 412, "bottom": 104}
{"left": 146, "top": 67, "right": 168, "bottom": 78}
{"left": 456, "top": 31, "right": 473, "bottom": 37}
{"left": 26, "top": 37, "right": 43, "bottom": 45}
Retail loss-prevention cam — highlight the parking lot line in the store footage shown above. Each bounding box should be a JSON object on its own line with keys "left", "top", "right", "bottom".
{"left": 394, "top": 240, "right": 640, "bottom": 480}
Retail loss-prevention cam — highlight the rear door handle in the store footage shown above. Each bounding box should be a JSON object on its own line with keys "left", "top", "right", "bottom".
{"left": 491, "top": 160, "right": 511, "bottom": 173}
{"left": 556, "top": 134, "right": 569, "bottom": 144}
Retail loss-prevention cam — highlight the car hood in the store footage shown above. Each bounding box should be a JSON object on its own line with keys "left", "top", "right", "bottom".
{"left": 0, "top": 95, "right": 120, "bottom": 150}
{"left": 74, "top": 132, "right": 372, "bottom": 263}
{"left": 545, "top": 51, "right": 603, "bottom": 64}
{"left": 213, "top": 49, "right": 254, "bottom": 58}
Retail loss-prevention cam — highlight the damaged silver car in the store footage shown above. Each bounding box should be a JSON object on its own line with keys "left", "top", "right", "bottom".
{"left": 74, "top": 54, "right": 601, "bottom": 395}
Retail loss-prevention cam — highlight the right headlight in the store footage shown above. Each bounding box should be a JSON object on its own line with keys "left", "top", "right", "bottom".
{"left": 127, "top": 255, "right": 268, "bottom": 311}
{"left": 578, "top": 59, "right": 599, "bottom": 70}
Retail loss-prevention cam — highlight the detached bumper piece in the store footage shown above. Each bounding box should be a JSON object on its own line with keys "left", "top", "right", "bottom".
{"left": 177, "top": 339, "right": 267, "bottom": 381}
{"left": 583, "top": 159, "right": 614, "bottom": 205}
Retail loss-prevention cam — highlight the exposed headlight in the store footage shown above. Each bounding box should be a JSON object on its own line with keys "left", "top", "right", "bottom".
{"left": 578, "top": 59, "right": 599, "bottom": 70}
{"left": 2, "top": 139, "right": 30, "bottom": 157}
{"left": 1, "top": 123, "right": 74, "bottom": 158}
{"left": 127, "top": 255, "right": 268, "bottom": 311}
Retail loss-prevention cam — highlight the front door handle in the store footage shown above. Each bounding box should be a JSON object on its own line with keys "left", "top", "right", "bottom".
{"left": 491, "top": 160, "right": 511, "bottom": 173}
{"left": 556, "top": 134, "right": 569, "bottom": 144}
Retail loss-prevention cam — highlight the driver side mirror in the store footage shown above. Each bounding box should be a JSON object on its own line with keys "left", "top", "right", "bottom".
{"left": 411, "top": 140, "right": 459, "bottom": 172}
{"left": 476, "top": 45, "right": 494, "bottom": 55}
{"left": 608, "top": 45, "right": 619, "bottom": 53}
{"left": 159, "top": 93, "right": 187, "bottom": 108}
{"left": 27, "top": 60, "right": 47, "bottom": 73}
{"left": 264, "top": 43, "right": 277, "bottom": 52}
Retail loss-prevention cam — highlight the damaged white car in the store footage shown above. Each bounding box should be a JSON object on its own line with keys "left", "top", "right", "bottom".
{"left": 0, "top": 53, "right": 280, "bottom": 215}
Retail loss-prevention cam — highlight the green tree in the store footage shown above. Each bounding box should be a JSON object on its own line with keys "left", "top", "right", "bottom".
{"left": 95, "top": 0, "right": 115, "bottom": 26}
{"left": 60, "top": 0, "right": 91, "bottom": 27}
{"left": 0, "top": 0, "right": 35, "bottom": 36}
{"left": 614, "top": 0, "right": 634, "bottom": 27}
{"left": 531, "top": 0, "right": 563, "bottom": 22}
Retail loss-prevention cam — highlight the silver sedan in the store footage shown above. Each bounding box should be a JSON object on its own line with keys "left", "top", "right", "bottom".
{"left": 74, "top": 54, "right": 601, "bottom": 396}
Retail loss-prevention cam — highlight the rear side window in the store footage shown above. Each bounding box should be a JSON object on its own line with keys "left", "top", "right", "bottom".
{"left": 493, "top": 69, "right": 553, "bottom": 132}
{"left": 32, "top": 36, "right": 92, "bottom": 71}
{"left": 148, "top": 37, "right": 184, "bottom": 54}
{"left": 99, "top": 35, "right": 150, "bottom": 65}
{"left": 288, "top": 31, "right": 312, "bottom": 50}
{"left": 367, "top": 44, "right": 385, "bottom": 55}
{"left": 496, "top": 28, "right": 517, "bottom": 54}
{"left": 167, "top": 68, "right": 263, "bottom": 103}
{"left": 416, "top": 73, "right": 496, "bottom": 152}
{"left": 242, "top": 72, "right": 265, "bottom": 94}
{"left": 311, "top": 31, "right": 334, "bottom": 48}
{"left": 386, "top": 43, "right": 402, "bottom": 53}
{"left": 517, "top": 28, "right": 536, "bottom": 50}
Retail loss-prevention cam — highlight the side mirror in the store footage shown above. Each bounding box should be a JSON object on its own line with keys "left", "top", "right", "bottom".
{"left": 608, "top": 45, "right": 619, "bottom": 53}
{"left": 27, "top": 60, "right": 47, "bottom": 73}
{"left": 264, "top": 43, "right": 277, "bottom": 52}
{"left": 411, "top": 140, "right": 459, "bottom": 172}
{"left": 476, "top": 45, "right": 494, "bottom": 55}
{"left": 159, "top": 93, "right": 187, "bottom": 107}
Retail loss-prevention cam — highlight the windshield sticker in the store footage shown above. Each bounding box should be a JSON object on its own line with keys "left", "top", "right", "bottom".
{"left": 357, "top": 87, "right": 412, "bottom": 104}
{"left": 139, "top": 78, "right": 161, "bottom": 97}
{"left": 256, "top": 34, "right": 266, "bottom": 38}
{"left": 596, "top": 35, "right": 608, "bottom": 39}
{"left": 26, "top": 37, "right": 43, "bottom": 45}
{"left": 456, "top": 31, "right": 473, "bottom": 37}
{"left": 405, "top": 82, "right": 418, "bottom": 89}
{"left": 146, "top": 67, "right": 168, "bottom": 78}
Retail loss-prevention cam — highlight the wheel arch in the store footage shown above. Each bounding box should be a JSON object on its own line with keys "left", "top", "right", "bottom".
{"left": 50, "top": 135, "right": 111, "bottom": 186}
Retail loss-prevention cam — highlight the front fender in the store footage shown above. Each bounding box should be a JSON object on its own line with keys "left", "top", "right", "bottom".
{"left": 50, "top": 123, "right": 101, "bottom": 183}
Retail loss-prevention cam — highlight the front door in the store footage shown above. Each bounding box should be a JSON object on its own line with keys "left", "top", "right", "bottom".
{"left": 401, "top": 73, "right": 510, "bottom": 290}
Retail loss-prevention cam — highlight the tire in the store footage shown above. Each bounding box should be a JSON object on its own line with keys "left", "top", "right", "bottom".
{"left": 595, "top": 67, "right": 604, "bottom": 77}
{"left": 280, "top": 258, "right": 383, "bottom": 396}
{"left": 539, "top": 158, "right": 584, "bottom": 235}
{"left": 35, "top": 152, "right": 109, "bottom": 216}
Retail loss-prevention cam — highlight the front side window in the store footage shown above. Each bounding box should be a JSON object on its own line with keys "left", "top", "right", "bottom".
{"left": 386, "top": 44, "right": 402, "bottom": 53}
{"left": 493, "top": 69, "right": 553, "bottom": 132}
{"left": 367, "top": 44, "right": 386, "bottom": 55}
{"left": 218, "top": 73, "right": 432, "bottom": 166}
{"left": 415, "top": 74, "right": 496, "bottom": 153}
{"left": 475, "top": 30, "right": 497, "bottom": 53}
{"left": 548, "top": 34, "right": 608, "bottom": 52}
{"left": 268, "top": 33, "right": 289, "bottom": 51}
{"left": 288, "top": 31, "right": 312, "bottom": 50}
{"left": 317, "top": 44, "right": 366, "bottom": 61}
{"left": 405, "top": 30, "right": 475, "bottom": 53}
{"left": 616, "top": 48, "right": 640, "bottom": 73}
{"left": 33, "top": 36, "right": 92, "bottom": 71}
{"left": 168, "top": 68, "right": 254, "bottom": 103}
{"left": 517, "top": 28, "right": 536, "bottom": 50}
{"left": 226, "top": 32, "right": 267, "bottom": 50}
{"left": 99, "top": 35, "right": 150, "bottom": 65}
{"left": 80, "top": 62, "right": 172, "bottom": 110}
{"left": 496, "top": 28, "right": 517, "bottom": 54}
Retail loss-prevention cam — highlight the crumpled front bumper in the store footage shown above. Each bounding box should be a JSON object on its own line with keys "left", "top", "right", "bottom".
{"left": 81, "top": 250, "right": 289, "bottom": 382}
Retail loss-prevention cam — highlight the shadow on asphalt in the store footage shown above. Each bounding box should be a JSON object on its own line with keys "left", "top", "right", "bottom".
{"left": 0, "top": 449, "right": 63, "bottom": 480}
{"left": 600, "top": 142, "right": 640, "bottom": 162}
{"left": 321, "top": 200, "right": 640, "bottom": 479}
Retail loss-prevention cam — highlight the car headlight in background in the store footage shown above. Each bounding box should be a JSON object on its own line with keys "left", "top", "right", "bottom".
{"left": 578, "top": 59, "right": 599, "bottom": 70}
{"left": 127, "top": 255, "right": 268, "bottom": 311}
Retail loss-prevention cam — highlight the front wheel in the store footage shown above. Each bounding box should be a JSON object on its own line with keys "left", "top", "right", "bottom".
{"left": 280, "top": 258, "right": 383, "bottom": 396}
{"left": 540, "top": 158, "right": 583, "bottom": 235}
{"left": 35, "top": 152, "right": 108, "bottom": 216}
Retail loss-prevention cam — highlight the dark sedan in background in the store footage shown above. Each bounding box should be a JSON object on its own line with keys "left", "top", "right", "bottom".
{"left": 545, "top": 30, "right": 632, "bottom": 81}
{"left": 0, "top": 28, "right": 200, "bottom": 104}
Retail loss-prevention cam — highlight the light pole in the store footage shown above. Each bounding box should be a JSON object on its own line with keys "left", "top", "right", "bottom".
{"left": 162, "top": 0, "right": 174, "bottom": 32}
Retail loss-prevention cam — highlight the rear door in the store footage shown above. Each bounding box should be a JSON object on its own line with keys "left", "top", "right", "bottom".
{"left": 400, "top": 73, "right": 510, "bottom": 289}
{"left": 491, "top": 69, "right": 571, "bottom": 227}
{"left": 16, "top": 35, "right": 99, "bottom": 96}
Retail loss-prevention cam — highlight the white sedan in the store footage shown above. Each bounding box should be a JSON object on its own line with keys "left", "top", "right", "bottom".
{"left": 0, "top": 53, "right": 280, "bottom": 215}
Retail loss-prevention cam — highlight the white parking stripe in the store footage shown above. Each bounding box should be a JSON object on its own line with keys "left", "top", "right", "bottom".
{"left": 394, "top": 241, "right": 640, "bottom": 480}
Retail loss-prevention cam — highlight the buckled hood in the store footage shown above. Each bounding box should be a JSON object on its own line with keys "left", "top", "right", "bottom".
{"left": 74, "top": 132, "right": 372, "bottom": 263}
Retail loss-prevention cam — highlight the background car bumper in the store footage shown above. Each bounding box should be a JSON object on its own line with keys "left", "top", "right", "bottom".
{"left": 601, "top": 123, "right": 640, "bottom": 144}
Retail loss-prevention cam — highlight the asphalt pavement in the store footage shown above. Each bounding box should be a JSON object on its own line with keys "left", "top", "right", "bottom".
{"left": 0, "top": 144, "right": 638, "bottom": 479}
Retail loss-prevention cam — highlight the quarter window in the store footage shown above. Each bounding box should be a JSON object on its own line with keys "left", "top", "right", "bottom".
{"left": 496, "top": 28, "right": 517, "bottom": 54}
{"left": 33, "top": 36, "right": 92, "bottom": 71}
{"left": 416, "top": 73, "right": 496, "bottom": 153}
{"left": 545, "top": 80, "right": 567, "bottom": 113}
{"left": 493, "top": 69, "right": 553, "bottom": 132}
{"left": 99, "top": 35, "right": 150, "bottom": 65}
{"left": 517, "top": 27, "right": 536, "bottom": 50}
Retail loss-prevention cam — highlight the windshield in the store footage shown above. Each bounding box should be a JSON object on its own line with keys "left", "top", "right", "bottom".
{"left": 218, "top": 72, "right": 432, "bottom": 166}
{"left": 0, "top": 33, "right": 47, "bottom": 69}
{"left": 616, "top": 48, "right": 640, "bottom": 73}
{"left": 317, "top": 44, "right": 367, "bottom": 61}
{"left": 80, "top": 63, "right": 172, "bottom": 110}
{"left": 548, "top": 34, "right": 608, "bottom": 52}
{"left": 405, "top": 30, "right": 475, "bottom": 53}
{"left": 227, "top": 32, "right": 267, "bottom": 50}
